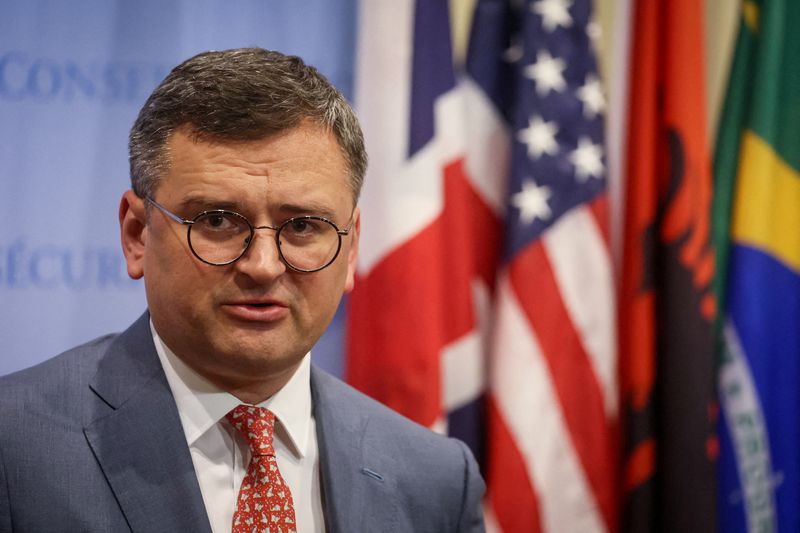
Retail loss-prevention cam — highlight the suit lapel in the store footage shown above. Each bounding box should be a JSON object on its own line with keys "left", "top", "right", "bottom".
{"left": 84, "top": 313, "right": 212, "bottom": 533}
{"left": 311, "top": 367, "right": 400, "bottom": 532}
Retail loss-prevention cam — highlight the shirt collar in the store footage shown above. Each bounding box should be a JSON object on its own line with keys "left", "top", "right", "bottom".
{"left": 151, "top": 320, "right": 313, "bottom": 458}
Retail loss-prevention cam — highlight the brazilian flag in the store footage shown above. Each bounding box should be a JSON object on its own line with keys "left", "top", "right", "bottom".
{"left": 713, "top": 0, "right": 800, "bottom": 531}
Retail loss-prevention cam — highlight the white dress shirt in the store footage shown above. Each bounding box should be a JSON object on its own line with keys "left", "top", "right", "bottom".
{"left": 151, "top": 322, "right": 325, "bottom": 533}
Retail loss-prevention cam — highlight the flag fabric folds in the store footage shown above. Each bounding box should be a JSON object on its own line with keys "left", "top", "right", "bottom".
{"left": 348, "top": 0, "right": 617, "bottom": 531}
{"left": 347, "top": 0, "right": 500, "bottom": 452}
{"left": 713, "top": 1, "right": 800, "bottom": 531}
{"left": 468, "top": 0, "right": 617, "bottom": 531}
{"left": 618, "top": 0, "right": 718, "bottom": 531}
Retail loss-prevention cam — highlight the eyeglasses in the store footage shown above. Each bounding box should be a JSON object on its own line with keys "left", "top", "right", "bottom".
{"left": 145, "top": 197, "right": 353, "bottom": 272}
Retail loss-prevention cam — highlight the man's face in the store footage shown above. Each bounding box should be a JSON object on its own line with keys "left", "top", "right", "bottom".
{"left": 120, "top": 121, "right": 359, "bottom": 398}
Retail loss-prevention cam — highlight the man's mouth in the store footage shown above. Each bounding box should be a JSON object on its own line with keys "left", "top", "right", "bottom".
{"left": 222, "top": 300, "right": 289, "bottom": 322}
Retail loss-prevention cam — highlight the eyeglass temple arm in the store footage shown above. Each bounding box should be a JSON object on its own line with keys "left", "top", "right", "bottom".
{"left": 338, "top": 211, "right": 358, "bottom": 235}
{"left": 145, "top": 196, "right": 194, "bottom": 225}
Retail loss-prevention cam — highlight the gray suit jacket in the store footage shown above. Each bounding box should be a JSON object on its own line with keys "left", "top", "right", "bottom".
{"left": 0, "top": 313, "right": 484, "bottom": 532}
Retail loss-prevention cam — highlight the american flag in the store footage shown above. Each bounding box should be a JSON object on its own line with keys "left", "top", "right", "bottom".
{"left": 347, "top": 1, "right": 617, "bottom": 531}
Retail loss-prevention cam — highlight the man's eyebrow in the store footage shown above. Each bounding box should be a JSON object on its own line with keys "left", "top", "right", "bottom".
{"left": 277, "top": 202, "right": 339, "bottom": 220}
{"left": 177, "top": 197, "right": 242, "bottom": 213}
{"left": 177, "top": 197, "right": 343, "bottom": 220}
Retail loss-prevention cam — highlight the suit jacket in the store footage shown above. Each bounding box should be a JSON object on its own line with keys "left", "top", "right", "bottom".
{"left": 0, "top": 312, "right": 484, "bottom": 532}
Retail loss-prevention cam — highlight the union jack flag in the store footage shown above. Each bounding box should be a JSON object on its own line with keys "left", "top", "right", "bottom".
{"left": 347, "top": 1, "right": 617, "bottom": 531}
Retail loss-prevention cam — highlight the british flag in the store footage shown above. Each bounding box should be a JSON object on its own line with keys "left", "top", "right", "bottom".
{"left": 347, "top": 1, "right": 617, "bottom": 531}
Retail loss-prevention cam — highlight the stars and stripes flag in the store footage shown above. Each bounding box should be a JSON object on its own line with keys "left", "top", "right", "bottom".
{"left": 347, "top": 1, "right": 617, "bottom": 531}
{"left": 472, "top": 0, "right": 617, "bottom": 530}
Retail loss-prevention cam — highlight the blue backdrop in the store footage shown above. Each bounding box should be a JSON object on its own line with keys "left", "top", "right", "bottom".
{"left": 0, "top": 0, "right": 356, "bottom": 377}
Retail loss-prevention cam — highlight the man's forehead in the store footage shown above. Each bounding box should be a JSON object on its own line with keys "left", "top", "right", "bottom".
{"left": 154, "top": 120, "right": 357, "bottom": 202}
{"left": 171, "top": 118, "right": 326, "bottom": 146}
{"left": 163, "top": 122, "right": 342, "bottom": 167}
{"left": 154, "top": 125, "right": 353, "bottom": 213}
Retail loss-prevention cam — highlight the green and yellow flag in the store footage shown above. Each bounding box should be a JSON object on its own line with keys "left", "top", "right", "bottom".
{"left": 713, "top": 0, "right": 800, "bottom": 531}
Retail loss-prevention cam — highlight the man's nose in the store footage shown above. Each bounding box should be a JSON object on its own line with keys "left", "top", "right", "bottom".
{"left": 233, "top": 228, "right": 286, "bottom": 280}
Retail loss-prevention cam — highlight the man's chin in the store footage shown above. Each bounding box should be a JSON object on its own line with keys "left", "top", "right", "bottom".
{"left": 212, "top": 340, "right": 306, "bottom": 374}
{"left": 193, "top": 350, "right": 302, "bottom": 392}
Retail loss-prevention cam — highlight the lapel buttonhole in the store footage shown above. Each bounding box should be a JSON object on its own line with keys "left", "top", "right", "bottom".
{"left": 360, "top": 467, "right": 384, "bottom": 482}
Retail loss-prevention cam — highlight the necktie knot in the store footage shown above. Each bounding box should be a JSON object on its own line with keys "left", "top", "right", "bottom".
{"left": 226, "top": 404, "right": 276, "bottom": 457}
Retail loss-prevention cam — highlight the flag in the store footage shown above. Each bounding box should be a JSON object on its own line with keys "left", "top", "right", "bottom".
{"left": 347, "top": 1, "right": 616, "bottom": 531}
{"left": 347, "top": 0, "right": 500, "bottom": 454}
{"left": 618, "top": 0, "right": 718, "bottom": 531}
{"left": 713, "top": 1, "right": 800, "bottom": 531}
{"left": 468, "top": 1, "right": 617, "bottom": 531}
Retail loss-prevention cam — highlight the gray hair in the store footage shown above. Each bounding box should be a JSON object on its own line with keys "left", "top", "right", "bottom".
{"left": 129, "top": 48, "right": 366, "bottom": 204}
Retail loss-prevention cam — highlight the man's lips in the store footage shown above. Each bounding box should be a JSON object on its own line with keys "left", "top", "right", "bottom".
{"left": 221, "top": 300, "right": 290, "bottom": 322}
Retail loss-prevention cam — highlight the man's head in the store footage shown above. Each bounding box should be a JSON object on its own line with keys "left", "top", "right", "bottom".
{"left": 129, "top": 48, "right": 366, "bottom": 204}
{"left": 120, "top": 48, "right": 364, "bottom": 402}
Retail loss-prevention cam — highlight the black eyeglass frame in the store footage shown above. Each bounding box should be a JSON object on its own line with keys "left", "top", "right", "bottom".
{"left": 145, "top": 196, "right": 353, "bottom": 272}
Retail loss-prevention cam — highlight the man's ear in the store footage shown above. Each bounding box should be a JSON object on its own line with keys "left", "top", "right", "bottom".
{"left": 344, "top": 207, "right": 360, "bottom": 293}
{"left": 119, "top": 190, "right": 147, "bottom": 280}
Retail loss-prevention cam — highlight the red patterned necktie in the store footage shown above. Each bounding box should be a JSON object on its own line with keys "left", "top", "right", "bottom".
{"left": 226, "top": 405, "right": 297, "bottom": 533}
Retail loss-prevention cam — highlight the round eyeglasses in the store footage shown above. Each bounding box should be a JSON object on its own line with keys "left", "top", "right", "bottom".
{"left": 145, "top": 197, "right": 353, "bottom": 272}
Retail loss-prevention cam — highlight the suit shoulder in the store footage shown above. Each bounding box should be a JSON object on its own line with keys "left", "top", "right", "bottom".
{"left": 311, "top": 365, "right": 468, "bottom": 453}
{"left": 310, "top": 366, "right": 486, "bottom": 531}
{"left": 312, "top": 367, "right": 423, "bottom": 426}
{"left": 0, "top": 333, "right": 117, "bottom": 401}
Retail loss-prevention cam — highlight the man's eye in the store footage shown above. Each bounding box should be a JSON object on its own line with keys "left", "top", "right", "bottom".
{"left": 208, "top": 214, "right": 225, "bottom": 227}
{"left": 284, "top": 219, "right": 325, "bottom": 239}
{"left": 199, "top": 213, "right": 239, "bottom": 232}
{"left": 289, "top": 219, "right": 312, "bottom": 233}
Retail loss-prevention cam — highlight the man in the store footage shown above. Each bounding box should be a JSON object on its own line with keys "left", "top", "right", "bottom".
{"left": 0, "top": 48, "right": 484, "bottom": 532}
